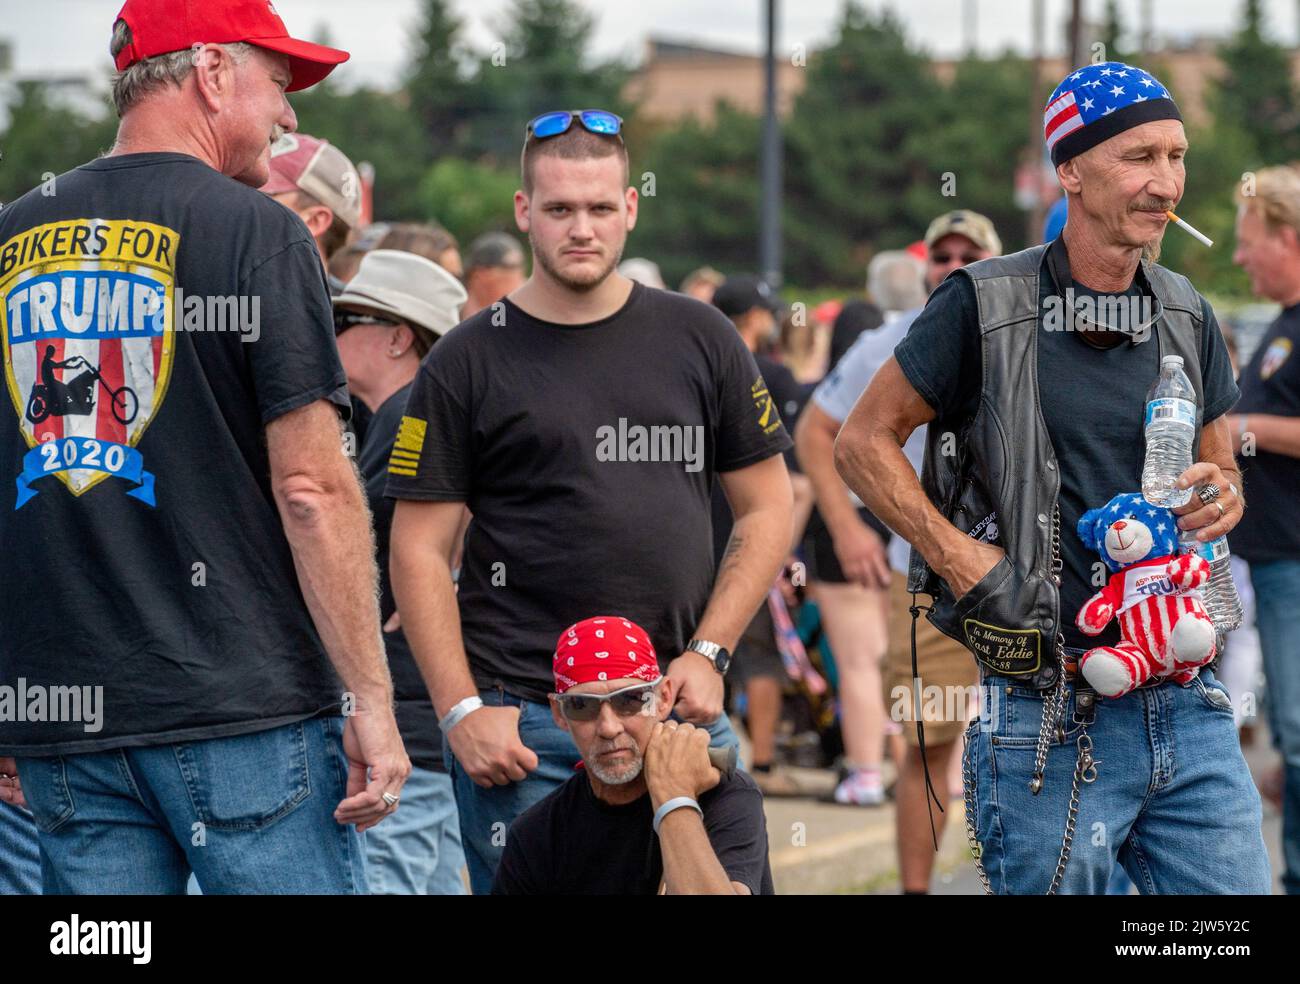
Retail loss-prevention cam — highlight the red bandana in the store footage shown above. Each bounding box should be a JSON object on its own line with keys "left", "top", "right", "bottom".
{"left": 552, "top": 616, "right": 661, "bottom": 694}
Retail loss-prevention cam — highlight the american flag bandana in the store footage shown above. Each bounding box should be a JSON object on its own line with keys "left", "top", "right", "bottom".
{"left": 1043, "top": 61, "right": 1180, "bottom": 166}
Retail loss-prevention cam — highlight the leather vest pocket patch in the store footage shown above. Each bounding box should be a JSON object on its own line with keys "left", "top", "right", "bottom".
{"left": 929, "top": 556, "right": 1043, "bottom": 676}
{"left": 961, "top": 619, "right": 1041, "bottom": 675}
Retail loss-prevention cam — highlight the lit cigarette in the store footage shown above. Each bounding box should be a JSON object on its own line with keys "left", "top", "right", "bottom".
{"left": 1165, "top": 210, "right": 1213, "bottom": 248}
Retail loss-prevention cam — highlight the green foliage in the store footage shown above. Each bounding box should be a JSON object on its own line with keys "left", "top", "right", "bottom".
{"left": 782, "top": 3, "right": 944, "bottom": 285}
{"left": 0, "top": 82, "right": 117, "bottom": 205}
{"left": 403, "top": 0, "right": 478, "bottom": 159}
{"left": 417, "top": 158, "right": 521, "bottom": 244}
{"left": 0, "top": 0, "right": 1289, "bottom": 301}
{"left": 631, "top": 104, "right": 763, "bottom": 288}
{"left": 1209, "top": 0, "right": 1300, "bottom": 162}
{"left": 458, "top": 0, "right": 633, "bottom": 162}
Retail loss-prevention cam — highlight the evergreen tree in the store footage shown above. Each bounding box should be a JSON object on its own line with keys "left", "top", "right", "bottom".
{"left": 1210, "top": 0, "right": 1300, "bottom": 162}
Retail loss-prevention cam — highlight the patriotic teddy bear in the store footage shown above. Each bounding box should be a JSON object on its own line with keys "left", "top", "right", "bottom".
{"left": 1074, "top": 491, "right": 1217, "bottom": 698}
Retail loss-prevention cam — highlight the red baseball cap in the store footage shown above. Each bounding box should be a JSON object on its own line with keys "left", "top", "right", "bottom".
{"left": 113, "top": 0, "right": 349, "bottom": 92}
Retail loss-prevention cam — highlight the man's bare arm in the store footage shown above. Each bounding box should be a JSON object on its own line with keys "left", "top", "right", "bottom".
{"left": 795, "top": 400, "right": 890, "bottom": 588}
{"left": 1172, "top": 415, "right": 1246, "bottom": 541}
{"left": 267, "top": 400, "right": 390, "bottom": 704}
{"left": 700, "top": 454, "right": 794, "bottom": 648}
{"left": 389, "top": 500, "right": 475, "bottom": 717}
{"left": 832, "top": 357, "right": 1002, "bottom": 599}
{"left": 267, "top": 399, "right": 409, "bottom": 828}
{"left": 390, "top": 499, "right": 538, "bottom": 787}
{"left": 658, "top": 809, "right": 749, "bottom": 895}
{"left": 789, "top": 471, "right": 815, "bottom": 553}
{"left": 1229, "top": 412, "right": 1300, "bottom": 460}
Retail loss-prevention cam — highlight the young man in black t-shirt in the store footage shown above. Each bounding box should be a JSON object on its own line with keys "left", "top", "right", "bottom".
{"left": 1227, "top": 166, "right": 1300, "bottom": 895}
{"left": 388, "top": 111, "right": 794, "bottom": 893}
{"left": 0, "top": 2, "right": 409, "bottom": 893}
{"left": 493, "top": 617, "right": 772, "bottom": 895}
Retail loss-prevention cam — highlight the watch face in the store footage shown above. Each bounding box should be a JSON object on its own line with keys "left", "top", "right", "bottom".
{"left": 713, "top": 648, "right": 731, "bottom": 674}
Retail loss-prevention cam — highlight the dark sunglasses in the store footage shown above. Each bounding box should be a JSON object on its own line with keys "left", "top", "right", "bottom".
{"left": 931, "top": 252, "right": 983, "bottom": 265}
{"left": 553, "top": 681, "right": 658, "bottom": 722}
{"left": 334, "top": 310, "right": 401, "bottom": 335}
{"left": 525, "top": 109, "right": 623, "bottom": 142}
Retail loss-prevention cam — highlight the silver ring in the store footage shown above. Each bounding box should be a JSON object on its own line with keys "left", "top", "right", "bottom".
{"left": 1216, "top": 502, "right": 1225, "bottom": 520}
{"left": 382, "top": 792, "right": 399, "bottom": 807}
{"left": 1197, "top": 483, "right": 1221, "bottom": 505}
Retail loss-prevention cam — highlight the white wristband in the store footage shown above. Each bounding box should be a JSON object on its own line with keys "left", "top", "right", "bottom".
{"left": 653, "top": 796, "right": 702, "bottom": 835}
{"left": 439, "top": 695, "right": 483, "bottom": 734}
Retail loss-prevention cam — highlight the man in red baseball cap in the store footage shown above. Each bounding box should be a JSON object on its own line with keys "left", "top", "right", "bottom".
{"left": 491, "top": 617, "right": 774, "bottom": 895}
{"left": 107, "top": 0, "right": 348, "bottom": 188}
{"left": 0, "top": 3, "right": 406, "bottom": 894}
{"left": 112, "top": 0, "right": 349, "bottom": 92}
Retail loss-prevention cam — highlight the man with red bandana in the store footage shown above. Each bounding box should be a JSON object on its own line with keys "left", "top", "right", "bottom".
{"left": 492, "top": 617, "right": 773, "bottom": 895}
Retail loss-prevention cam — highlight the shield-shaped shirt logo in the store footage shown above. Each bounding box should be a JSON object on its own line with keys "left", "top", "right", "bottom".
{"left": 3, "top": 218, "right": 177, "bottom": 506}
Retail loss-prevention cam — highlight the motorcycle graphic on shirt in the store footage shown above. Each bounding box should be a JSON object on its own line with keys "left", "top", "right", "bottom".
{"left": 2, "top": 218, "right": 177, "bottom": 507}
{"left": 25, "top": 347, "right": 140, "bottom": 426}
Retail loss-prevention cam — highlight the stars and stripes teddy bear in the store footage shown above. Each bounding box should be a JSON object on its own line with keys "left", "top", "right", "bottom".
{"left": 1074, "top": 492, "right": 1217, "bottom": 698}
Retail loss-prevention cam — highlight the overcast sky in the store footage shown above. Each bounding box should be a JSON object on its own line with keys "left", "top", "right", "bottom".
{"left": 8, "top": 0, "right": 1300, "bottom": 89}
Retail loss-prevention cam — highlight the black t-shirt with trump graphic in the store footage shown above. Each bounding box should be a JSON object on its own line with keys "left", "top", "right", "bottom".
{"left": 386, "top": 282, "right": 792, "bottom": 702}
{"left": 0, "top": 152, "right": 349, "bottom": 755}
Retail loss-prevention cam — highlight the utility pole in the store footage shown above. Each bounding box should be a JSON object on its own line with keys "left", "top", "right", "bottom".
{"left": 1069, "top": 0, "right": 1084, "bottom": 68}
{"left": 759, "top": 0, "right": 783, "bottom": 288}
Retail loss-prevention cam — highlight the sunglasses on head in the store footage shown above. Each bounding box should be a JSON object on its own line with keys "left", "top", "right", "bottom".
{"left": 334, "top": 310, "right": 401, "bottom": 335}
{"left": 931, "top": 252, "right": 983, "bottom": 265}
{"left": 525, "top": 109, "right": 624, "bottom": 142}
{"left": 553, "top": 680, "right": 658, "bottom": 722}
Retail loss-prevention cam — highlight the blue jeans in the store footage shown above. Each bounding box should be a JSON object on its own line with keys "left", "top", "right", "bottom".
{"left": 964, "top": 657, "right": 1270, "bottom": 894}
{"left": 1251, "top": 558, "right": 1300, "bottom": 894}
{"left": 0, "top": 800, "right": 41, "bottom": 894}
{"left": 365, "top": 766, "right": 466, "bottom": 895}
{"left": 448, "top": 686, "right": 741, "bottom": 895}
{"left": 16, "top": 715, "right": 366, "bottom": 894}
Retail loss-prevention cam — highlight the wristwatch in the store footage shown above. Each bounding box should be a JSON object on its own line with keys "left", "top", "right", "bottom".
{"left": 686, "top": 639, "right": 731, "bottom": 675}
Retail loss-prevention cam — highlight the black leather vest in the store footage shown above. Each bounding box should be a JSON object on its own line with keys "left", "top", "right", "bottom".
{"left": 907, "top": 244, "right": 1207, "bottom": 689}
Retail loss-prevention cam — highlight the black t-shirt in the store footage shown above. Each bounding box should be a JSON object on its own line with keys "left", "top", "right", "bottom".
{"left": 358, "top": 384, "right": 442, "bottom": 772}
{"left": 386, "top": 283, "right": 792, "bottom": 702}
{"left": 893, "top": 256, "right": 1238, "bottom": 652}
{"left": 0, "top": 153, "right": 349, "bottom": 755}
{"left": 711, "top": 351, "right": 807, "bottom": 570}
{"left": 1230, "top": 303, "right": 1300, "bottom": 562}
{"left": 491, "top": 769, "right": 774, "bottom": 894}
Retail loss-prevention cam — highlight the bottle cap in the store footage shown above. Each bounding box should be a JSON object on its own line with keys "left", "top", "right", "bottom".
{"left": 1161, "top": 355, "right": 1184, "bottom": 368}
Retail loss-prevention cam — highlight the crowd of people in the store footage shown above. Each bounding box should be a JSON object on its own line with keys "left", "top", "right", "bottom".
{"left": 1, "top": 0, "right": 1298, "bottom": 897}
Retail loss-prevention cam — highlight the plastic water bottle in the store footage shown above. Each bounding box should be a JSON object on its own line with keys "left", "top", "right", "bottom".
{"left": 1178, "top": 529, "right": 1244, "bottom": 635}
{"left": 1142, "top": 355, "right": 1197, "bottom": 508}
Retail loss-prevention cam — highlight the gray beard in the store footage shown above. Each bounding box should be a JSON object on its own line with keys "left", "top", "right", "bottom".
{"left": 587, "top": 752, "right": 644, "bottom": 785}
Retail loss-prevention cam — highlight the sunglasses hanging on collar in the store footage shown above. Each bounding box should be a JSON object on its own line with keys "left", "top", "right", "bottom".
{"left": 1046, "top": 236, "right": 1164, "bottom": 346}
